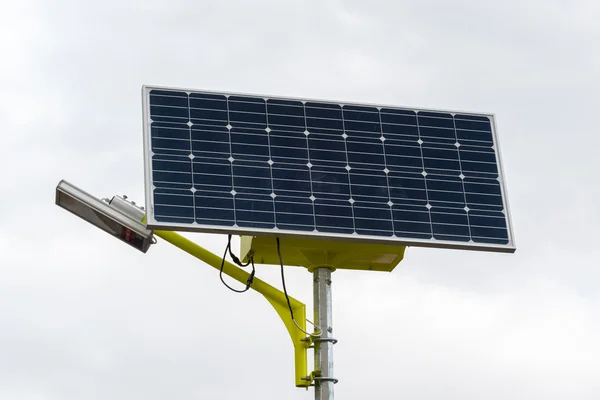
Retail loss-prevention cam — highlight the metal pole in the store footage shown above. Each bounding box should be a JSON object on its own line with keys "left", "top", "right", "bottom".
{"left": 313, "top": 267, "right": 336, "bottom": 400}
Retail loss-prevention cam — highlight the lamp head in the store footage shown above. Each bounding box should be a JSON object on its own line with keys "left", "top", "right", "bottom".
{"left": 55, "top": 180, "right": 154, "bottom": 253}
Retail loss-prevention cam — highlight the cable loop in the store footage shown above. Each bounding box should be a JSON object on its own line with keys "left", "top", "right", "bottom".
{"left": 219, "top": 235, "right": 255, "bottom": 293}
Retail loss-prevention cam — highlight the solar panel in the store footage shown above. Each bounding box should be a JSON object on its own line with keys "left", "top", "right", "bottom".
{"left": 142, "top": 86, "right": 515, "bottom": 253}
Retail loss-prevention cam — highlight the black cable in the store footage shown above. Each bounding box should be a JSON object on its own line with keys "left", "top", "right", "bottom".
{"left": 219, "top": 235, "right": 255, "bottom": 293}
{"left": 228, "top": 238, "right": 251, "bottom": 267}
{"left": 276, "top": 237, "right": 294, "bottom": 320}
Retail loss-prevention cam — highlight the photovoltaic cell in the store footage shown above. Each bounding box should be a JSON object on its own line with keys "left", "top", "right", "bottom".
{"left": 143, "top": 86, "right": 515, "bottom": 252}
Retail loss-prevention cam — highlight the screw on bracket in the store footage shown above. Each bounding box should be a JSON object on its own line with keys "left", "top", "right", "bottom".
{"left": 309, "top": 370, "right": 339, "bottom": 384}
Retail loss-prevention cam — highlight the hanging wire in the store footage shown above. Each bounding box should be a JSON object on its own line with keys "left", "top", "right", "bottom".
{"left": 276, "top": 237, "right": 321, "bottom": 337}
{"left": 219, "top": 235, "right": 255, "bottom": 293}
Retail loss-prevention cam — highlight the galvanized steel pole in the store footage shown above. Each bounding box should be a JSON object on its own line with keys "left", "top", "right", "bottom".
{"left": 313, "top": 267, "right": 336, "bottom": 400}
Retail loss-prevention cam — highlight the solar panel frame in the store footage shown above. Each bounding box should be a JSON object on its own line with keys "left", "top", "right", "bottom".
{"left": 142, "top": 85, "right": 516, "bottom": 253}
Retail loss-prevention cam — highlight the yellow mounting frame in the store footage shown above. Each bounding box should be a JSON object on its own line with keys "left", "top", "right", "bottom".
{"left": 240, "top": 235, "right": 406, "bottom": 272}
{"left": 153, "top": 230, "right": 312, "bottom": 388}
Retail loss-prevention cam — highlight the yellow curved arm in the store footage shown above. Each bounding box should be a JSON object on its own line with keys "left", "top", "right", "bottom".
{"left": 153, "top": 230, "right": 310, "bottom": 388}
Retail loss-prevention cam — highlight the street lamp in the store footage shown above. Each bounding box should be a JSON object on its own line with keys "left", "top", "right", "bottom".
{"left": 54, "top": 179, "right": 312, "bottom": 387}
{"left": 55, "top": 179, "right": 154, "bottom": 253}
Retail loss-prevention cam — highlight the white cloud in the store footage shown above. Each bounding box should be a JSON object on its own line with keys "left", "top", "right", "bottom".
{"left": 1, "top": 0, "right": 599, "bottom": 398}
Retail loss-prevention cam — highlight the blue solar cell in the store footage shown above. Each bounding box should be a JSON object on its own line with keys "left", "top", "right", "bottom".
{"left": 144, "top": 87, "right": 515, "bottom": 252}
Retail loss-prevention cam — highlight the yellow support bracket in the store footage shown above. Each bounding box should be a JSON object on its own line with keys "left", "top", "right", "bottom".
{"left": 153, "top": 230, "right": 312, "bottom": 388}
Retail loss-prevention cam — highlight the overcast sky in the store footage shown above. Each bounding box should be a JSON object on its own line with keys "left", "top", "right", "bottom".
{"left": 1, "top": 0, "right": 599, "bottom": 399}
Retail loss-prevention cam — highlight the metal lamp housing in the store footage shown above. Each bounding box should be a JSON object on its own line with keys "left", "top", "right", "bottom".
{"left": 55, "top": 180, "right": 154, "bottom": 253}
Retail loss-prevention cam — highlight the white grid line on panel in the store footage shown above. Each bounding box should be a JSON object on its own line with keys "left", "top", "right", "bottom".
{"left": 152, "top": 111, "right": 495, "bottom": 146}
{"left": 152, "top": 99, "right": 493, "bottom": 132}
{"left": 340, "top": 106, "right": 357, "bottom": 233}
{"left": 415, "top": 113, "right": 434, "bottom": 238}
{"left": 154, "top": 207, "right": 505, "bottom": 235}
{"left": 264, "top": 100, "right": 278, "bottom": 228}
{"left": 186, "top": 94, "right": 198, "bottom": 222}
{"left": 453, "top": 114, "right": 473, "bottom": 240}
{"left": 149, "top": 94, "right": 493, "bottom": 127}
{"left": 377, "top": 108, "right": 396, "bottom": 235}
{"left": 225, "top": 96, "right": 238, "bottom": 226}
{"left": 303, "top": 102, "right": 318, "bottom": 231}
{"left": 152, "top": 171, "right": 504, "bottom": 200}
